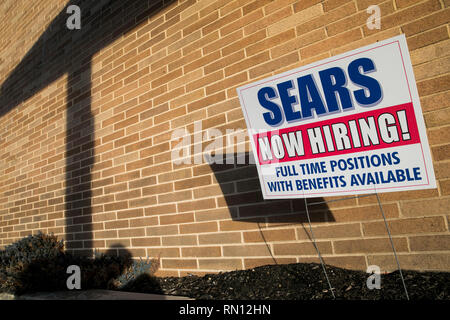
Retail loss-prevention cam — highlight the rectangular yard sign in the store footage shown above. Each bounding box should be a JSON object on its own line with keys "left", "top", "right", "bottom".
{"left": 237, "top": 34, "right": 436, "bottom": 199}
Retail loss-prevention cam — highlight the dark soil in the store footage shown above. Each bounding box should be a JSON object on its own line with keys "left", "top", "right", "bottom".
{"left": 119, "top": 262, "right": 450, "bottom": 300}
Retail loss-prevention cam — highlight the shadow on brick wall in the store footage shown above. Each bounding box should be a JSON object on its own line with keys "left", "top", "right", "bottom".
{"left": 209, "top": 152, "right": 335, "bottom": 224}
{"left": 209, "top": 152, "right": 336, "bottom": 264}
{"left": 0, "top": 0, "right": 176, "bottom": 255}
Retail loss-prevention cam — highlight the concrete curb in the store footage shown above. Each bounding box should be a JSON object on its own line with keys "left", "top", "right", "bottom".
{"left": 0, "top": 290, "right": 192, "bottom": 300}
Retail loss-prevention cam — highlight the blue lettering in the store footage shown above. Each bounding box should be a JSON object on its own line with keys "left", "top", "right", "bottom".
{"left": 277, "top": 80, "right": 301, "bottom": 122}
{"left": 297, "top": 74, "right": 327, "bottom": 118}
{"left": 319, "top": 67, "right": 353, "bottom": 112}
{"left": 257, "top": 57, "right": 383, "bottom": 127}
{"left": 258, "top": 87, "right": 283, "bottom": 126}
{"left": 348, "top": 58, "right": 382, "bottom": 106}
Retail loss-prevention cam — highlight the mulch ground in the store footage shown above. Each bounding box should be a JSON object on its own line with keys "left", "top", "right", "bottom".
{"left": 119, "top": 262, "right": 450, "bottom": 300}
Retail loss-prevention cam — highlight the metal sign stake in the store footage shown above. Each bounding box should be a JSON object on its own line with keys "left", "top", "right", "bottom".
{"left": 375, "top": 192, "right": 410, "bottom": 300}
{"left": 303, "top": 196, "right": 336, "bottom": 299}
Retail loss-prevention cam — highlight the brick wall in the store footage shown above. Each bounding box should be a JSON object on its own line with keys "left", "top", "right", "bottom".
{"left": 0, "top": 0, "right": 449, "bottom": 277}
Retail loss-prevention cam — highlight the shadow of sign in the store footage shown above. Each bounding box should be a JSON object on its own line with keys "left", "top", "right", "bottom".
{"left": 208, "top": 151, "right": 336, "bottom": 264}
{"left": 209, "top": 152, "right": 335, "bottom": 223}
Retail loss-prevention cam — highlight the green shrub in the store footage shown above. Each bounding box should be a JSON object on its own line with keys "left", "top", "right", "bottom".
{"left": 0, "top": 232, "right": 67, "bottom": 294}
{"left": 0, "top": 232, "right": 133, "bottom": 295}
{"left": 116, "top": 257, "right": 153, "bottom": 288}
{"left": 77, "top": 252, "right": 133, "bottom": 289}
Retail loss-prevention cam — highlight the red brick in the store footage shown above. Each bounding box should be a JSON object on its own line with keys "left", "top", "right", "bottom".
{"left": 181, "top": 246, "right": 221, "bottom": 257}
{"left": 273, "top": 241, "right": 333, "bottom": 255}
{"left": 162, "top": 258, "right": 198, "bottom": 269}
{"left": 1, "top": 0, "right": 450, "bottom": 275}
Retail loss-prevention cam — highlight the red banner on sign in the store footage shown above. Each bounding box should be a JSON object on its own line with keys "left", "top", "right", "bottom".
{"left": 254, "top": 102, "right": 420, "bottom": 165}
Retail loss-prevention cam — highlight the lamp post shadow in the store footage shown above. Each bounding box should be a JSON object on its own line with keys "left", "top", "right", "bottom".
{"left": 64, "top": 61, "right": 95, "bottom": 256}
{"left": 0, "top": 0, "right": 176, "bottom": 255}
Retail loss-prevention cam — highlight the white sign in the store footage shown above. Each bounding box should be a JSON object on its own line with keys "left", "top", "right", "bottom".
{"left": 237, "top": 35, "right": 436, "bottom": 199}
